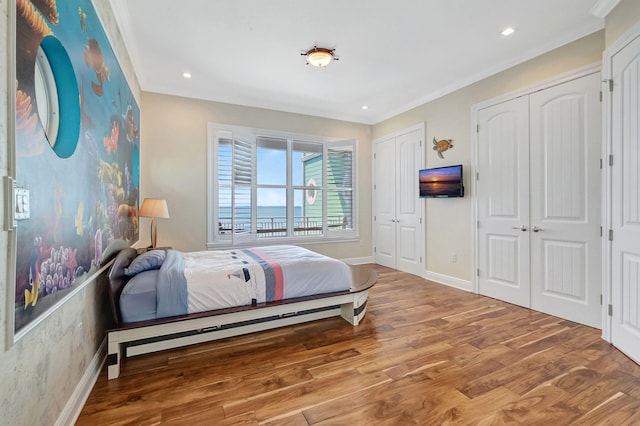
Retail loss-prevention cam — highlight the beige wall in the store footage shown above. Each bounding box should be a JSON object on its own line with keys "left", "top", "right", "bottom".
{"left": 372, "top": 31, "right": 605, "bottom": 282}
{"left": 606, "top": 0, "right": 640, "bottom": 46}
{"left": 0, "top": 1, "right": 140, "bottom": 424}
{"left": 140, "top": 92, "right": 372, "bottom": 259}
{"left": 0, "top": 2, "right": 636, "bottom": 424}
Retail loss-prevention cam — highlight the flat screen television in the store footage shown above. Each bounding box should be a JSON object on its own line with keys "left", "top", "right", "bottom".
{"left": 419, "top": 164, "right": 464, "bottom": 198}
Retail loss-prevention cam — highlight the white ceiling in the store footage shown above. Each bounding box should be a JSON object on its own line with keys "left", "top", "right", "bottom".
{"left": 110, "top": 0, "right": 604, "bottom": 125}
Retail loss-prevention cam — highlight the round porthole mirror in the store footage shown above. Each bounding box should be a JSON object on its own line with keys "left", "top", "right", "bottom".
{"left": 34, "top": 44, "right": 60, "bottom": 148}
{"left": 33, "top": 35, "right": 80, "bottom": 158}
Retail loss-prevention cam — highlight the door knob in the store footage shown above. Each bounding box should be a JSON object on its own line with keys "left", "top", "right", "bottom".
{"left": 512, "top": 225, "right": 528, "bottom": 232}
{"left": 532, "top": 226, "right": 543, "bottom": 232}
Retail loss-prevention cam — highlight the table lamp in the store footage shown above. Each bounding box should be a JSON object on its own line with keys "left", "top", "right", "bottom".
{"left": 139, "top": 198, "right": 170, "bottom": 248}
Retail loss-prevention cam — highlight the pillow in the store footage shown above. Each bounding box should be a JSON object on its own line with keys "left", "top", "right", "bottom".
{"left": 124, "top": 250, "right": 166, "bottom": 277}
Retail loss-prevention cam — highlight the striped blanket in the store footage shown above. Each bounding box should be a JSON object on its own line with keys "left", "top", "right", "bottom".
{"left": 159, "top": 245, "right": 351, "bottom": 317}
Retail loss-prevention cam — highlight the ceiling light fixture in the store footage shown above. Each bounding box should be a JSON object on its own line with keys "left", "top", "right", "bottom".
{"left": 182, "top": 72, "right": 192, "bottom": 79}
{"left": 301, "top": 46, "right": 338, "bottom": 67}
{"left": 501, "top": 27, "right": 515, "bottom": 36}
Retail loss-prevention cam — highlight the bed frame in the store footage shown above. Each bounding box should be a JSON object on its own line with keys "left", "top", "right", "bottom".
{"left": 105, "top": 248, "right": 376, "bottom": 379}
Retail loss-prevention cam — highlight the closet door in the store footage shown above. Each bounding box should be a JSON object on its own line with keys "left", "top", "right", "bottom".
{"left": 529, "top": 73, "right": 602, "bottom": 328}
{"left": 373, "top": 127, "right": 424, "bottom": 275}
{"left": 395, "top": 130, "right": 424, "bottom": 276}
{"left": 610, "top": 33, "right": 640, "bottom": 362}
{"left": 477, "top": 96, "right": 530, "bottom": 307}
{"left": 374, "top": 136, "right": 397, "bottom": 269}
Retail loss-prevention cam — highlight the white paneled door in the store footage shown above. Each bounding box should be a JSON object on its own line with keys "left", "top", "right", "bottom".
{"left": 477, "top": 96, "right": 531, "bottom": 307}
{"left": 374, "top": 137, "right": 397, "bottom": 269}
{"left": 374, "top": 125, "right": 424, "bottom": 276}
{"left": 477, "top": 72, "right": 601, "bottom": 328}
{"left": 529, "top": 73, "right": 601, "bottom": 328}
{"left": 610, "top": 32, "right": 640, "bottom": 362}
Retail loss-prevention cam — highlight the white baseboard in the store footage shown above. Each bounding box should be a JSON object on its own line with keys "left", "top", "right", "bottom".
{"left": 56, "top": 337, "right": 107, "bottom": 426}
{"left": 423, "top": 270, "right": 474, "bottom": 293}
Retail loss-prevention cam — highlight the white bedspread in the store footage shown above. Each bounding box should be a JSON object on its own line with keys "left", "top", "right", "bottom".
{"left": 183, "top": 245, "right": 352, "bottom": 314}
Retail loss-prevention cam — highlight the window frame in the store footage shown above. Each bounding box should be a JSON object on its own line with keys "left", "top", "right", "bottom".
{"left": 207, "top": 123, "right": 358, "bottom": 248}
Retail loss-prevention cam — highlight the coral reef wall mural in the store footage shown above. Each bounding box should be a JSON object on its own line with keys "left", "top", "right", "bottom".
{"left": 13, "top": 0, "right": 140, "bottom": 337}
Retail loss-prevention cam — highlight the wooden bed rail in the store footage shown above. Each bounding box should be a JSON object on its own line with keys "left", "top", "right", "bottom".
{"left": 107, "top": 266, "right": 375, "bottom": 379}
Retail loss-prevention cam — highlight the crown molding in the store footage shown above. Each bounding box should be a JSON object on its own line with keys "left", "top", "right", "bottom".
{"left": 589, "top": 0, "right": 622, "bottom": 18}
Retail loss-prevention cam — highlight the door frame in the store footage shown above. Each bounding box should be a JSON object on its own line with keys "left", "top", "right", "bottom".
{"left": 601, "top": 21, "right": 640, "bottom": 343}
{"left": 470, "top": 62, "right": 602, "bottom": 307}
{"left": 372, "top": 122, "right": 425, "bottom": 274}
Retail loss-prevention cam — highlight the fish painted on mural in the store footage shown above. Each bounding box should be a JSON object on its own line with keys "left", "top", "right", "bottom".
{"left": 124, "top": 105, "right": 139, "bottom": 143}
{"left": 84, "top": 38, "right": 110, "bottom": 96}
{"left": 103, "top": 121, "right": 119, "bottom": 154}
{"left": 78, "top": 6, "right": 87, "bottom": 32}
{"left": 76, "top": 202, "right": 84, "bottom": 236}
{"left": 26, "top": 236, "right": 51, "bottom": 308}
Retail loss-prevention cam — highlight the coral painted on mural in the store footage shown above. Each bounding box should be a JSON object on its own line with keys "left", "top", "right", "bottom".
{"left": 14, "top": 0, "right": 140, "bottom": 335}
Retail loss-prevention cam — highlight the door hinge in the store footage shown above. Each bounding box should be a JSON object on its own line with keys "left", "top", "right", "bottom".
{"left": 374, "top": 153, "right": 376, "bottom": 159}
{"left": 374, "top": 184, "right": 376, "bottom": 190}
{"left": 600, "top": 294, "right": 603, "bottom": 305}
{"left": 374, "top": 215, "right": 376, "bottom": 221}
{"left": 476, "top": 172, "right": 479, "bottom": 181}
{"left": 476, "top": 124, "right": 480, "bottom": 133}
{"left": 420, "top": 217, "right": 422, "bottom": 224}
{"left": 608, "top": 304, "right": 613, "bottom": 316}
{"left": 607, "top": 79, "right": 614, "bottom": 92}
{"left": 420, "top": 256, "right": 423, "bottom": 263}
{"left": 600, "top": 158, "right": 603, "bottom": 170}
{"left": 374, "top": 247, "right": 376, "bottom": 253}
{"left": 477, "top": 268, "right": 480, "bottom": 277}
{"left": 600, "top": 226, "right": 603, "bottom": 237}
{"left": 477, "top": 220, "right": 480, "bottom": 229}
{"left": 609, "top": 229, "right": 614, "bottom": 241}
{"left": 599, "top": 91, "right": 603, "bottom": 102}
{"left": 609, "top": 155, "right": 614, "bottom": 167}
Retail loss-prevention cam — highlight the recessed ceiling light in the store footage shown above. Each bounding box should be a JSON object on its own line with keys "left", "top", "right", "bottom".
{"left": 501, "top": 27, "right": 515, "bottom": 36}
{"left": 182, "top": 72, "right": 192, "bottom": 79}
{"left": 361, "top": 105, "right": 369, "bottom": 110}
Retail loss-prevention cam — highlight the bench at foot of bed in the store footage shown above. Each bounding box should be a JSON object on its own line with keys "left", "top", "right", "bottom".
{"left": 107, "top": 266, "right": 375, "bottom": 379}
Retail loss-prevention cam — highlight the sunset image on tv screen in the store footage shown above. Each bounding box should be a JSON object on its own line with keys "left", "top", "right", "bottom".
{"left": 419, "top": 165, "right": 462, "bottom": 197}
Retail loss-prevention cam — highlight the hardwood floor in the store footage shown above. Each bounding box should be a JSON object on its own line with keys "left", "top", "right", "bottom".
{"left": 77, "top": 265, "right": 640, "bottom": 425}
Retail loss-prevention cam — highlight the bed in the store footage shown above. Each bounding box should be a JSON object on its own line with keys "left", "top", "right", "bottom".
{"left": 106, "top": 245, "right": 376, "bottom": 379}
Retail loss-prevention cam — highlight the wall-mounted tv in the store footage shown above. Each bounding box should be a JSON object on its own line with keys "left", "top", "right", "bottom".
{"left": 419, "top": 164, "right": 464, "bottom": 198}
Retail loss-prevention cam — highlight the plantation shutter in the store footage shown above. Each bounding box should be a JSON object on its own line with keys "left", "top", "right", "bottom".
{"left": 326, "top": 141, "right": 355, "bottom": 234}
{"left": 208, "top": 124, "right": 357, "bottom": 247}
{"left": 231, "top": 135, "right": 255, "bottom": 243}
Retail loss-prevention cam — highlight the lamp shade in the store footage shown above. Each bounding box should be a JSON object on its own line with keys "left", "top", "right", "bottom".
{"left": 139, "top": 198, "right": 170, "bottom": 219}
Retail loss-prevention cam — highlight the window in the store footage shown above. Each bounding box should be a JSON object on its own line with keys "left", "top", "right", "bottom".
{"left": 207, "top": 124, "right": 357, "bottom": 247}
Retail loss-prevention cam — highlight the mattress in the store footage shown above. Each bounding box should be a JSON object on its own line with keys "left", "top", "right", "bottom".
{"left": 119, "top": 245, "right": 352, "bottom": 322}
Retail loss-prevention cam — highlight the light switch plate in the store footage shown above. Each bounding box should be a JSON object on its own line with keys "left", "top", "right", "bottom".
{"left": 15, "top": 187, "right": 30, "bottom": 220}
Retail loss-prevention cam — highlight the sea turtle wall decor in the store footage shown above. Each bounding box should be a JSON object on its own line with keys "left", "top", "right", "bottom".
{"left": 433, "top": 138, "right": 453, "bottom": 159}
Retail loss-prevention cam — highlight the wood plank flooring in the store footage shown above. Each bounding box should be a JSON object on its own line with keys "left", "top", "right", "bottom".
{"left": 77, "top": 265, "right": 640, "bottom": 425}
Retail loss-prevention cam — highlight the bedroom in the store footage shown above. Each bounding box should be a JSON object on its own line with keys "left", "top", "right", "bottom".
{"left": 1, "top": 0, "right": 640, "bottom": 424}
